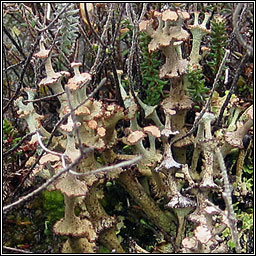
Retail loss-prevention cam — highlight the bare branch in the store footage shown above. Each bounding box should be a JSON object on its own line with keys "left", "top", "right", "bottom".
{"left": 3, "top": 131, "right": 36, "bottom": 157}
{"left": 171, "top": 49, "right": 230, "bottom": 145}
{"left": 36, "top": 3, "right": 70, "bottom": 33}
{"left": 215, "top": 147, "right": 241, "bottom": 253}
{"left": 215, "top": 52, "right": 249, "bottom": 128}
{"left": 233, "top": 3, "right": 253, "bottom": 56}
{"left": 69, "top": 155, "right": 142, "bottom": 176}
{"left": 3, "top": 154, "right": 141, "bottom": 213}
{"left": 3, "top": 246, "right": 33, "bottom": 254}
{"left": 90, "top": 4, "right": 114, "bottom": 75}
{"left": 82, "top": 3, "right": 105, "bottom": 47}
{"left": 3, "top": 35, "right": 41, "bottom": 113}
{"left": 3, "top": 26, "right": 26, "bottom": 59}
{"left": 3, "top": 153, "right": 84, "bottom": 213}
{"left": 23, "top": 92, "right": 65, "bottom": 103}
{"left": 36, "top": 131, "right": 67, "bottom": 168}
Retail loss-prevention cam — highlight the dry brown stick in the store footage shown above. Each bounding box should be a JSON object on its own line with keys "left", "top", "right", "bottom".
{"left": 82, "top": 3, "right": 105, "bottom": 47}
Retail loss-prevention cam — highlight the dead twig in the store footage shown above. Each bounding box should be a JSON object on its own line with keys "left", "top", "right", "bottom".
{"left": 171, "top": 49, "right": 230, "bottom": 145}
{"left": 3, "top": 131, "right": 36, "bottom": 157}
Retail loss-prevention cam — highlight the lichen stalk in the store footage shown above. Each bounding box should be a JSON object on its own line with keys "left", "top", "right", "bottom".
{"left": 84, "top": 186, "right": 124, "bottom": 253}
{"left": 119, "top": 171, "right": 174, "bottom": 233}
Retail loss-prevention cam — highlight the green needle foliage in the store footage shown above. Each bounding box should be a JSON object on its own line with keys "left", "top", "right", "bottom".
{"left": 52, "top": 3, "right": 80, "bottom": 56}
{"left": 139, "top": 32, "right": 168, "bottom": 106}
{"left": 187, "top": 67, "right": 209, "bottom": 106}
{"left": 42, "top": 190, "right": 64, "bottom": 235}
{"left": 208, "top": 15, "right": 228, "bottom": 75}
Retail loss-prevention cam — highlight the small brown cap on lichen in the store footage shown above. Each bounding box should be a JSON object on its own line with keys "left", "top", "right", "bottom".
{"left": 143, "top": 125, "right": 161, "bottom": 138}
{"left": 39, "top": 153, "right": 60, "bottom": 165}
{"left": 127, "top": 131, "right": 146, "bottom": 145}
{"left": 162, "top": 10, "right": 178, "bottom": 21}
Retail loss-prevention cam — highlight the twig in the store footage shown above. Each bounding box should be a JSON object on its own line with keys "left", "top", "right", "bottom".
{"left": 3, "top": 131, "right": 36, "bottom": 157}
{"left": 3, "top": 153, "right": 84, "bottom": 213}
{"left": 82, "top": 3, "right": 105, "bottom": 47}
{"left": 3, "top": 26, "right": 26, "bottom": 59}
{"left": 3, "top": 246, "right": 33, "bottom": 254}
{"left": 215, "top": 52, "right": 249, "bottom": 128}
{"left": 126, "top": 4, "right": 139, "bottom": 98}
{"left": 171, "top": 49, "right": 230, "bottom": 146}
{"left": 90, "top": 4, "right": 114, "bottom": 75}
{"left": 36, "top": 131, "right": 67, "bottom": 168}
{"left": 69, "top": 155, "right": 142, "bottom": 176}
{"left": 3, "top": 35, "right": 41, "bottom": 114}
{"left": 126, "top": 3, "right": 147, "bottom": 100}
{"left": 3, "top": 59, "right": 25, "bottom": 72}
{"left": 233, "top": 3, "right": 253, "bottom": 56}
{"left": 111, "top": 4, "right": 125, "bottom": 48}
{"left": 215, "top": 147, "right": 242, "bottom": 253}
{"left": 36, "top": 3, "right": 70, "bottom": 33}
{"left": 78, "top": 23, "right": 96, "bottom": 57}
{"left": 23, "top": 92, "right": 65, "bottom": 103}
{"left": 3, "top": 154, "right": 141, "bottom": 213}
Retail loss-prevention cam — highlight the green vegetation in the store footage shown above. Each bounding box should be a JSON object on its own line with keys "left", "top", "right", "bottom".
{"left": 139, "top": 32, "right": 168, "bottom": 106}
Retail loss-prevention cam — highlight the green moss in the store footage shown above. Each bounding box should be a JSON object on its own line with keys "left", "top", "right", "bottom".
{"left": 187, "top": 67, "right": 209, "bottom": 105}
{"left": 42, "top": 190, "right": 65, "bottom": 223}
{"left": 208, "top": 15, "right": 228, "bottom": 75}
{"left": 139, "top": 32, "right": 168, "bottom": 106}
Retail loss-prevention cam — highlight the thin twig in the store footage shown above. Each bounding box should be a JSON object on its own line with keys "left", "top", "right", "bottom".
{"left": 23, "top": 92, "right": 65, "bottom": 103}
{"left": 69, "top": 155, "right": 142, "bottom": 176}
{"left": 3, "top": 153, "right": 84, "bottom": 213}
{"left": 3, "top": 35, "right": 41, "bottom": 113}
{"left": 3, "top": 60, "right": 25, "bottom": 72}
{"left": 3, "top": 246, "right": 33, "bottom": 254}
{"left": 90, "top": 4, "right": 114, "bottom": 75}
{"left": 215, "top": 52, "right": 249, "bottom": 128}
{"left": 3, "top": 131, "right": 36, "bottom": 157}
{"left": 215, "top": 147, "right": 242, "bottom": 253}
{"left": 3, "top": 26, "right": 26, "bottom": 59}
{"left": 83, "top": 3, "right": 105, "bottom": 47}
{"left": 36, "top": 131, "right": 67, "bottom": 168}
{"left": 171, "top": 49, "right": 230, "bottom": 146}
{"left": 126, "top": 3, "right": 147, "bottom": 94}
{"left": 36, "top": 3, "right": 70, "bottom": 33}
{"left": 111, "top": 4, "right": 125, "bottom": 48}
{"left": 3, "top": 154, "right": 141, "bottom": 213}
{"left": 78, "top": 23, "right": 96, "bottom": 57}
{"left": 232, "top": 3, "right": 253, "bottom": 56}
{"left": 126, "top": 4, "right": 139, "bottom": 99}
